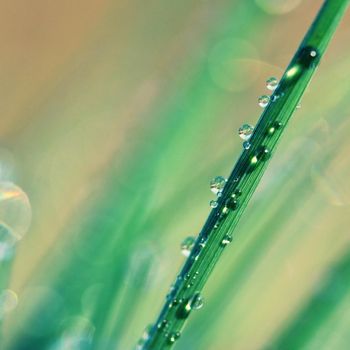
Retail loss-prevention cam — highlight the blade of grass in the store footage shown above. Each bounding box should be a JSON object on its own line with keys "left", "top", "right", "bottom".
{"left": 141, "top": 1, "right": 350, "bottom": 348}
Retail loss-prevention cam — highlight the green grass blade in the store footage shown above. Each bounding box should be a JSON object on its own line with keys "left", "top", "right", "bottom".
{"left": 141, "top": 1, "right": 350, "bottom": 349}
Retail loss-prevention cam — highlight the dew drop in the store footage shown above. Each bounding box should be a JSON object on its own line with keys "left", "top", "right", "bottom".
{"left": 258, "top": 95, "right": 270, "bottom": 108}
{"left": 222, "top": 207, "right": 229, "bottom": 215}
{"left": 190, "top": 292, "right": 204, "bottom": 310}
{"left": 221, "top": 234, "right": 233, "bottom": 246}
{"left": 238, "top": 124, "right": 254, "bottom": 141}
{"left": 167, "top": 331, "right": 181, "bottom": 344}
{"left": 251, "top": 156, "right": 258, "bottom": 164}
{"left": 225, "top": 197, "right": 238, "bottom": 210}
{"left": 210, "top": 176, "right": 227, "bottom": 195}
{"left": 243, "top": 141, "right": 251, "bottom": 150}
{"left": 180, "top": 236, "right": 196, "bottom": 257}
{"left": 266, "top": 77, "right": 278, "bottom": 90}
{"left": 157, "top": 319, "right": 168, "bottom": 330}
{"left": 209, "top": 200, "right": 218, "bottom": 208}
{"left": 234, "top": 189, "right": 242, "bottom": 197}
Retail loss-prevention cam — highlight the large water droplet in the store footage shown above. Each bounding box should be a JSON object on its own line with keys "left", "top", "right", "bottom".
{"left": 258, "top": 95, "right": 270, "bottom": 108}
{"left": 0, "top": 182, "right": 31, "bottom": 240}
{"left": 266, "top": 77, "right": 278, "bottom": 91}
{"left": 238, "top": 124, "right": 254, "bottom": 141}
{"left": 180, "top": 236, "right": 196, "bottom": 257}
{"left": 210, "top": 176, "right": 227, "bottom": 195}
{"left": 209, "top": 200, "right": 218, "bottom": 208}
{"left": 0, "top": 289, "right": 18, "bottom": 318}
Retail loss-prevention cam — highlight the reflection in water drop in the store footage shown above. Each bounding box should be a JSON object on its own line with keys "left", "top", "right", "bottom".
{"left": 180, "top": 236, "right": 196, "bottom": 257}
{"left": 210, "top": 176, "right": 227, "bottom": 195}
{"left": 0, "top": 182, "right": 31, "bottom": 240}
{"left": 266, "top": 77, "right": 279, "bottom": 91}
{"left": 0, "top": 289, "right": 18, "bottom": 318}
{"left": 258, "top": 95, "right": 270, "bottom": 108}
{"left": 238, "top": 124, "right": 254, "bottom": 141}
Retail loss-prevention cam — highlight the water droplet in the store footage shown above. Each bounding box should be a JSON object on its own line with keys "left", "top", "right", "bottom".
{"left": 222, "top": 207, "right": 229, "bottom": 215}
{"left": 210, "top": 176, "right": 227, "bottom": 195}
{"left": 296, "top": 103, "right": 301, "bottom": 109}
{"left": 234, "top": 189, "right": 242, "bottom": 197}
{"left": 258, "top": 146, "right": 270, "bottom": 160}
{"left": 258, "top": 95, "right": 270, "bottom": 107}
{"left": 191, "top": 292, "right": 204, "bottom": 310}
{"left": 243, "top": 141, "right": 251, "bottom": 150}
{"left": 225, "top": 197, "right": 238, "bottom": 210}
{"left": 180, "top": 236, "right": 196, "bottom": 257}
{"left": 238, "top": 124, "right": 254, "bottom": 141}
{"left": 221, "top": 234, "right": 232, "bottom": 246}
{"left": 297, "top": 46, "right": 319, "bottom": 68}
{"left": 167, "top": 331, "right": 181, "bottom": 344}
{"left": 209, "top": 200, "right": 218, "bottom": 208}
{"left": 266, "top": 77, "right": 278, "bottom": 90}
{"left": 0, "top": 289, "right": 18, "bottom": 318}
{"left": 268, "top": 126, "right": 276, "bottom": 134}
{"left": 0, "top": 182, "right": 31, "bottom": 240}
{"left": 251, "top": 156, "right": 258, "bottom": 164}
{"left": 157, "top": 319, "right": 168, "bottom": 330}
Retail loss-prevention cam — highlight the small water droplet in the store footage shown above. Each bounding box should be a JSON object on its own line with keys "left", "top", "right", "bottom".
{"left": 186, "top": 292, "right": 204, "bottom": 311}
{"left": 209, "top": 200, "right": 218, "bottom": 208}
{"left": 251, "top": 155, "right": 258, "bottom": 164}
{"left": 180, "top": 236, "right": 196, "bottom": 257}
{"left": 221, "top": 234, "right": 232, "bottom": 246}
{"left": 157, "top": 319, "right": 168, "bottom": 330}
{"left": 258, "top": 95, "right": 270, "bottom": 108}
{"left": 238, "top": 124, "right": 254, "bottom": 141}
{"left": 296, "top": 103, "right": 301, "bottom": 109}
{"left": 167, "top": 331, "right": 181, "bottom": 344}
{"left": 234, "top": 189, "right": 242, "bottom": 197}
{"left": 243, "top": 141, "right": 251, "bottom": 150}
{"left": 266, "top": 77, "right": 278, "bottom": 90}
{"left": 222, "top": 207, "right": 229, "bottom": 215}
{"left": 210, "top": 176, "right": 227, "bottom": 195}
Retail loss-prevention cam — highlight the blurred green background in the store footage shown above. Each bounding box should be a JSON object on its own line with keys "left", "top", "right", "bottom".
{"left": 1, "top": 0, "right": 350, "bottom": 349}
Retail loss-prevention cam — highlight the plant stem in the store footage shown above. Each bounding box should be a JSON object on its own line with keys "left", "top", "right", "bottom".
{"left": 140, "top": 1, "right": 349, "bottom": 349}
